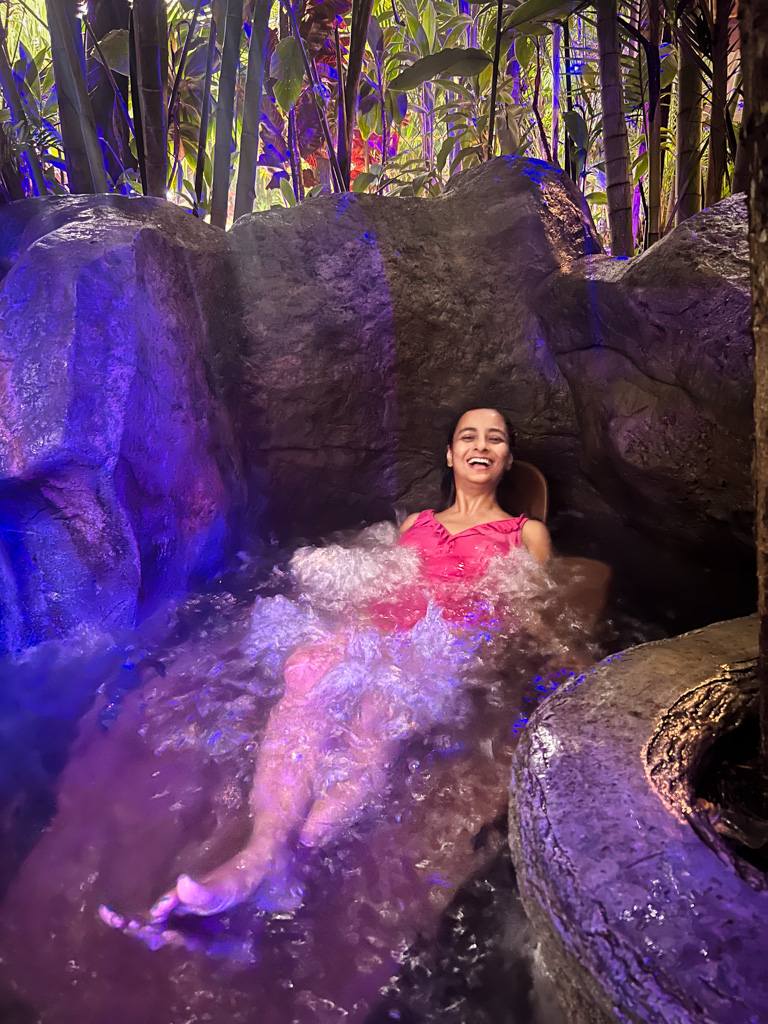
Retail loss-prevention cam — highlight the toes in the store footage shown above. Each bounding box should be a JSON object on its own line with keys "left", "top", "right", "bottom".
{"left": 149, "top": 890, "right": 180, "bottom": 922}
{"left": 98, "top": 904, "right": 125, "bottom": 930}
{"left": 176, "top": 873, "right": 233, "bottom": 916}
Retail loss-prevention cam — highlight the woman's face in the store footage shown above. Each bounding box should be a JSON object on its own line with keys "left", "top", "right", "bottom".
{"left": 447, "top": 409, "right": 512, "bottom": 491}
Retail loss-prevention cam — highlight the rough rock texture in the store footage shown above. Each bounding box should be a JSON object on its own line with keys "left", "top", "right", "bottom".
{"left": 0, "top": 161, "right": 755, "bottom": 651}
{"left": 0, "top": 197, "right": 248, "bottom": 652}
{"left": 533, "top": 195, "right": 754, "bottom": 623}
{"left": 508, "top": 615, "right": 768, "bottom": 1024}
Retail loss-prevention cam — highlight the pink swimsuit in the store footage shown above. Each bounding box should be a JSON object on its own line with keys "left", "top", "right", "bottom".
{"left": 284, "top": 510, "right": 529, "bottom": 696}
{"left": 369, "top": 509, "right": 530, "bottom": 630}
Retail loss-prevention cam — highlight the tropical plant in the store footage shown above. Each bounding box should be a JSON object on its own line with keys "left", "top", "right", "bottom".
{"left": 0, "top": 0, "right": 749, "bottom": 256}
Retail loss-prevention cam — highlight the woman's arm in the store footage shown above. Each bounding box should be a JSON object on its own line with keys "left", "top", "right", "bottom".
{"left": 521, "top": 519, "right": 552, "bottom": 563}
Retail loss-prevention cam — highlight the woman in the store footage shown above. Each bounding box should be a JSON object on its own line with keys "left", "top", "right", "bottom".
{"left": 100, "top": 407, "right": 551, "bottom": 940}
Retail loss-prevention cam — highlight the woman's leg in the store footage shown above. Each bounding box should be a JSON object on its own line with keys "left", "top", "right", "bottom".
{"left": 144, "top": 641, "right": 346, "bottom": 920}
{"left": 299, "top": 692, "right": 401, "bottom": 849}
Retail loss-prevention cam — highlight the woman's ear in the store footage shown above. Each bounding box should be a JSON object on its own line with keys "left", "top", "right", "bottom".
{"left": 446, "top": 446, "right": 453, "bottom": 468}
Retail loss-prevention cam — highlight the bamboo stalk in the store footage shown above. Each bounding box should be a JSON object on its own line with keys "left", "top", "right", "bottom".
{"left": 234, "top": 0, "right": 274, "bottom": 220}
{"left": 704, "top": 0, "right": 731, "bottom": 207}
{"left": 129, "top": 8, "right": 148, "bottom": 193}
{"left": 646, "top": 0, "right": 661, "bottom": 245}
{"left": 335, "top": 23, "right": 349, "bottom": 189}
{"left": 675, "top": 39, "right": 702, "bottom": 224}
{"left": 194, "top": 14, "right": 217, "bottom": 213}
{"left": 563, "top": 17, "right": 573, "bottom": 179}
{"left": 211, "top": 0, "right": 242, "bottom": 227}
{"left": 596, "top": 0, "right": 633, "bottom": 256}
{"left": 487, "top": 0, "right": 503, "bottom": 161}
{"left": 551, "top": 21, "right": 561, "bottom": 166}
{"left": 738, "top": 0, "right": 768, "bottom": 768}
{"left": 167, "top": 0, "right": 205, "bottom": 127}
{"left": 133, "top": 0, "right": 168, "bottom": 197}
{"left": 45, "top": 0, "right": 109, "bottom": 193}
{"left": 343, "top": 0, "right": 375, "bottom": 183}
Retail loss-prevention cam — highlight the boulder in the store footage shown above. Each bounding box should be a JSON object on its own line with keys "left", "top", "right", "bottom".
{"left": 533, "top": 194, "right": 754, "bottom": 626}
{"left": 0, "top": 161, "right": 756, "bottom": 651}
{"left": 0, "top": 196, "right": 247, "bottom": 652}
{"left": 508, "top": 615, "right": 767, "bottom": 1024}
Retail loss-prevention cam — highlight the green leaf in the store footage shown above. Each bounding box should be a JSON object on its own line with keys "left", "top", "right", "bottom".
{"left": 279, "top": 175, "right": 297, "bottom": 206}
{"left": 93, "top": 29, "right": 130, "bottom": 77}
{"left": 514, "top": 35, "right": 535, "bottom": 69}
{"left": 432, "top": 77, "right": 476, "bottom": 101}
{"left": 422, "top": 1, "right": 437, "bottom": 51}
{"left": 449, "top": 144, "right": 483, "bottom": 173}
{"left": 390, "top": 47, "right": 492, "bottom": 91}
{"left": 585, "top": 191, "right": 607, "bottom": 204}
{"left": 633, "top": 151, "right": 648, "bottom": 182}
{"left": 436, "top": 131, "right": 464, "bottom": 172}
{"left": 509, "top": 23, "right": 552, "bottom": 36}
{"left": 443, "top": 24, "right": 470, "bottom": 48}
{"left": 506, "top": 0, "right": 579, "bottom": 31}
{"left": 405, "top": 13, "right": 430, "bottom": 55}
{"left": 367, "top": 15, "right": 384, "bottom": 58}
{"left": 306, "top": 183, "right": 325, "bottom": 198}
{"left": 386, "top": 89, "right": 409, "bottom": 123}
{"left": 271, "top": 37, "right": 306, "bottom": 112}
{"left": 562, "top": 109, "right": 589, "bottom": 152}
{"left": 352, "top": 171, "right": 377, "bottom": 192}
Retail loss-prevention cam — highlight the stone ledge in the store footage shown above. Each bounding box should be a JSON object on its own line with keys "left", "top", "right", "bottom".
{"left": 508, "top": 615, "right": 768, "bottom": 1024}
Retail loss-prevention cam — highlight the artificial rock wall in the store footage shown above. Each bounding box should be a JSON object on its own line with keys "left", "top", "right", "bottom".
{"left": 0, "top": 159, "right": 755, "bottom": 651}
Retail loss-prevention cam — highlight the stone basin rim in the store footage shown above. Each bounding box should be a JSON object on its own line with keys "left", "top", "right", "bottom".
{"left": 508, "top": 614, "right": 767, "bottom": 1024}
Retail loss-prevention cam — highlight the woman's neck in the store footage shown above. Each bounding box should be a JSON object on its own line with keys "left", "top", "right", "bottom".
{"left": 448, "top": 488, "right": 503, "bottom": 518}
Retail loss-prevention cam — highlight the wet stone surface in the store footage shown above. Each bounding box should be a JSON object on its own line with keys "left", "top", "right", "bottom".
{"left": 0, "top": 163, "right": 756, "bottom": 653}
{"left": 509, "top": 614, "right": 767, "bottom": 1024}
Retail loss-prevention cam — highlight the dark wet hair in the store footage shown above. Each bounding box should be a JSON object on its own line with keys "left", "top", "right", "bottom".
{"left": 439, "top": 406, "right": 517, "bottom": 510}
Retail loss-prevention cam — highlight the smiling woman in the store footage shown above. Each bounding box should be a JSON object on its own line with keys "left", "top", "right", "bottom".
{"left": 100, "top": 406, "right": 558, "bottom": 943}
{"left": 411, "top": 407, "right": 552, "bottom": 564}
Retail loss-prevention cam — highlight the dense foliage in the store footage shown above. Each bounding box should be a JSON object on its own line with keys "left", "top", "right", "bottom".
{"left": 1, "top": 0, "right": 741, "bottom": 253}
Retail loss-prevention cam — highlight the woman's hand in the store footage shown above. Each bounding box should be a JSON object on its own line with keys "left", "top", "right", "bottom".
{"left": 521, "top": 519, "right": 551, "bottom": 563}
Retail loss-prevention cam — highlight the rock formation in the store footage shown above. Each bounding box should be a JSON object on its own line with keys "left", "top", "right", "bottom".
{"left": 0, "top": 160, "right": 755, "bottom": 652}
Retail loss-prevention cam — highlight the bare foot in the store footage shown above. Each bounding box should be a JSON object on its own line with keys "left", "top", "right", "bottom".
{"left": 98, "top": 842, "right": 304, "bottom": 954}
{"left": 98, "top": 904, "right": 204, "bottom": 952}
{"left": 147, "top": 850, "right": 270, "bottom": 922}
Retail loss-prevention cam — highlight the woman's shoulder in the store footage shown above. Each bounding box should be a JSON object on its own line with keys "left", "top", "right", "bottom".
{"left": 398, "top": 509, "right": 434, "bottom": 535}
{"left": 520, "top": 518, "right": 551, "bottom": 562}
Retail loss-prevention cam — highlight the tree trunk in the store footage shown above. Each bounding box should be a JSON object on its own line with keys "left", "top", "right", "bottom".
{"left": 551, "top": 22, "right": 561, "bottom": 167}
{"left": 738, "top": 0, "right": 768, "bottom": 766}
{"left": 341, "top": 0, "right": 375, "bottom": 188}
{"left": 210, "top": 0, "right": 242, "bottom": 226}
{"left": 596, "top": 0, "right": 634, "bottom": 256}
{"left": 45, "top": 0, "right": 109, "bottom": 193}
{"left": 234, "top": 0, "right": 273, "bottom": 220}
{"left": 647, "top": 0, "right": 662, "bottom": 245}
{"left": 194, "top": 14, "right": 217, "bottom": 211}
{"left": 132, "top": 0, "right": 168, "bottom": 197}
{"left": 87, "top": 0, "right": 132, "bottom": 184}
{"left": 675, "top": 40, "right": 702, "bottom": 224}
{"left": 705, "top": 0, "right": 732, "bottom": 207}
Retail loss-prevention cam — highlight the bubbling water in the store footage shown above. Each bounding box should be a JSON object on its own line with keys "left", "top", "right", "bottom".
{"left": 147, "top": 520, "right": 594, "bottom": 794}
{"left": 0, "top": 520, "right": 596, "bottom": 1024}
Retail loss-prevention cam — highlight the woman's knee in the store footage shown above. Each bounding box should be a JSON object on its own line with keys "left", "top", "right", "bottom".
{"left": 283, "top": 640, "right": 344, "bottom": 698}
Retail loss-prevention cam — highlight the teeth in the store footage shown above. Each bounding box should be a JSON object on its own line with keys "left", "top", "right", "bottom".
{"left": 468, "top": 459, "right": 490, "bottom": 466}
